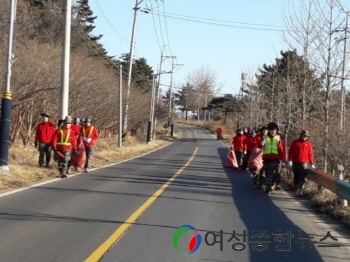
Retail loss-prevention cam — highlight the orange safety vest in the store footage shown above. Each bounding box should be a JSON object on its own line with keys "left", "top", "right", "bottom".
{"left": 83, "top": 126, "right": 94, "bottom": 138}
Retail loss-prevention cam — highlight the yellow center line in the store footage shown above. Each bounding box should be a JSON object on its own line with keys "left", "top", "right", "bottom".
{"left": 85, "top": 147, "right": 199, "bottom": 262}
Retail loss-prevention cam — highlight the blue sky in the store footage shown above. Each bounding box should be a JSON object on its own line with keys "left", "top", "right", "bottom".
{"left": 88, "top": 0, "right": 292, "bottom": 96}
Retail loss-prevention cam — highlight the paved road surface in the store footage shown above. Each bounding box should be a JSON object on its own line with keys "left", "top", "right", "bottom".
{"left": 0, "top": 124, "right": 349, "bottom": 262}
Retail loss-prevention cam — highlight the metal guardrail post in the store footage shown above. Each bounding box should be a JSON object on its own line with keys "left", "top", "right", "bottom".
{"left": 337, "top": 164, "right": 348, "bottom": 207}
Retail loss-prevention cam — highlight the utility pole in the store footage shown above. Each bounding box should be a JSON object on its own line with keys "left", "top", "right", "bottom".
{"left": 0, "top": 0, "right": 16, "bottom": 174}
{"left": 204, "top": 93, "right": 207, "bottom": 122}
{"left": 156, "top": 45, "right": 167, "bottom": 103}
{"left": 237, "top": 73, "right": 247, "bottom": 128}
{"left": 340, "top": 13, "right": 349, "bottom": 132}
{"left": 168, "top": 57, "right": 176, "bottom": 126}
{"left": 168, "top": 62, "right": 183, "bottom": 130}
{"left": 124, "top": 0, "right": 143, "bottom": 132}
{"left": 151, "top": 70, "right": 171, "bottom": 141}
{"left": 153, "top": 46, "right": 167, "bottom": 138}
{"left": 147, "top": 74, "right": 156, "bottom": 143}
{"left": 59, "top": 0, "right": 72, "bottom": 125}
{"left": 118, "top": 65, "right": 123, "bottom": 148}
{"left": 159, "top": 55, "right": 175, "bottom": 106}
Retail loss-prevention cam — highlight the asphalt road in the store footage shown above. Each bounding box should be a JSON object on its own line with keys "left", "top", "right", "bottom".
{"left": 0, "top": 124, "right": 349, "bottom": 262}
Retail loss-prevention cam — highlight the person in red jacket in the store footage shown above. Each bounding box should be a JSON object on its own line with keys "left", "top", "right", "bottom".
{"left": 258, "top": 122, "right": 286, "bottom": 193}
{"left": 288, "top": 130, "right": 315, "bottom": 195}
{"left": 253, "top": 125, "right": 268, "bottom": 147}
{"left": 35, "top": 113, "right": 56, "bottom": 168}
{"left": 81, "top": 118, "right": 99, "bottom": 173}
{"left": 216, "top": 127, "right": 223, "bottom": 140}
{"left": 232, "top": 128, "right": 247, "bottom": 169}
{"left": 71, "top": 117, "right": 82, "bottom": 136}
{"left": 67, "top": 117, "right": 83, "bottom": 173}
{"left": 251, "top": 125, "right": 268, "bottom": 185}
{"left": 243, "top": 127, "right": 255, "bottom": 169}
{"left": 51, "top": 116, "right": 77, "bottom": 178}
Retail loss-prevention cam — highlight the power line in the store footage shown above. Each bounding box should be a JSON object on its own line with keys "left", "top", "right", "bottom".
{"left": 93, "top": 0, "right": 129, "bottom": 45}
{"left": 47, "top": 0, "right": 148, "bottom": 90}
{"left": 148, "top": 10, "right": 289, "bottom": 32}
{"left": 144, "top": 0, "right": 174, "bottom": 69}
{"left": 145, "top": 0, "right": 163, "bottom": 54}
{"left": 161, "top": 0, "right": 174, "bottom": 61}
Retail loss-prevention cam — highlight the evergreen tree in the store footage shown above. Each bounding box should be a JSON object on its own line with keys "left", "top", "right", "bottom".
{"left": 254, "top": 50, "right": 321, "bottom": 127}
{"left": 133, "top": 58, "right": 154, "bottom": 92}
{"left": 120, "top": 54, "right": 154, "bottom": 92}
{"left": 74, "top": 0, "right": 100, "bottom": 38}
{"left": 207, "top": 94, "right": 241, "bottom": 125}
{"left": 72, "top": 0, "right": 105, "bottom": 55}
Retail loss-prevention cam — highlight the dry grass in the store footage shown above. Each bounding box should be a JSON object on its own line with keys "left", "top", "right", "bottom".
{"left": 0, "top": 128, "right": 175, "bottom": 192}
{"left": 281, "top": 168, "right": 350, "bottom": 229}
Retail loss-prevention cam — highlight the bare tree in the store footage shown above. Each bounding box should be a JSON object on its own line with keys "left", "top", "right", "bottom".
{"left": 283, "top": 0, "right": 318, "bottom": 127}
{"left": 184, "top": 65, "right": 218, "bottom": 121}
{"left": 283, "top": 0, "right": 346, "bottom": 172}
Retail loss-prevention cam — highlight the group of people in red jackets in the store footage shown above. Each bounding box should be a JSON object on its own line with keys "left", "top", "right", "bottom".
{"left": 231, "top": 122, "right": 315, "bottom": 195}
{"left": 35, "top": 113, "right": 99, "bottom": 178}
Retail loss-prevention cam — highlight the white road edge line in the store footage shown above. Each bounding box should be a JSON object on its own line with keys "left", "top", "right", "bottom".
{"left": 0, "top": 129, "right": 182, "bottom": 198}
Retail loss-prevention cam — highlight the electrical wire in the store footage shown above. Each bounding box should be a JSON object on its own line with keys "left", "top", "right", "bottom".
{"left": 144, "top": 0, "right": 173, "bottom": 70}
{"left": 161, "top": 0, "right": 174, "bottom": 67}
{"left": 148, "top": 10, "right": 288, "bottom": 32}
{"left": 93, "top": 0, "right": 129, "bottom": 45}
{"left": 145, "top": 0, "right": 163, "bottom": 54}
{"left": 45, "top": 0, "right": 149, "bottom": 90}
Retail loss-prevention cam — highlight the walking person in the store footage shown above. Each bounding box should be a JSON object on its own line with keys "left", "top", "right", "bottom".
{"left": 81, "top": 118, "right": 99, "bottom": 173}
{"left": 232, "top": 128, "right": 246, "bottom": 170}
{"left": 258, "top": 122, "right": 286, "bottom": 193}
{"left": 253, "top": 125, "right": 268, "bottom": 147}
{"left": 242, "top": 127, "right": 255, "bottom": 170}
{"left": 71, "top": 117, "right": 82, "bottom": 136}
{"left": 216, "top": 127, "right": 223, "bottom": 140}
{"left": 251, "top": 125, "right": 267, "bottom": 185}
{"left": 288, "top": 130, "right": 315, "bottom": 196}
{"left": 34, "top": 113, "right": 56, "bottom": 168}
{"left": 67, "top": 117, "right": 83, "bottom": 173}
{"left": 51, "top": 116, "right": 77, "bottom": 178}
{"left": 69, "top": 117, "right": 83, "bottom": 158}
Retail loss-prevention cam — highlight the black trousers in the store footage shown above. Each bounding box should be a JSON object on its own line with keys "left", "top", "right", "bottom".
{"left": 38, "top": 143, "right": 52, "bottom": 166}
{"left": 84, "top": 146, "right": 94, "bottom": 168}
{"left": 263, "top": 159, "right": 281, "bottom": 187}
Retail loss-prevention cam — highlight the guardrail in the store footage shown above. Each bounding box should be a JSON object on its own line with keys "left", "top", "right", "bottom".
{"left": 223, "top": 144, "right": 350, "bottom": 202}
{"left": 306, "top": 168, "right": 350, "bottom": 202}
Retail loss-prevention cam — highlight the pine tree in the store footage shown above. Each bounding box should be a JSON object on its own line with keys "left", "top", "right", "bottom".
{"left": 72, "top": 0, "right": 105, "bottom": 55}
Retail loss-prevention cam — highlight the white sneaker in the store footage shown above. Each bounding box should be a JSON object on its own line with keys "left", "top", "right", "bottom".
{"left": 275, "top": 185, "right": 282, "bottom": 190}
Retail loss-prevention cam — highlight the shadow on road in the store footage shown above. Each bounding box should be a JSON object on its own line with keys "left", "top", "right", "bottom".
{"left": 218, "top": 147, "right": 325, "bottom": 261}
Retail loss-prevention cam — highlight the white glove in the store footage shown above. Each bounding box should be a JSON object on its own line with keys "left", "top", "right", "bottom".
{"left": 86, "top": 138, "right": 92, "bottom": 143}
{"left": 261, "top": 140, "right": 266, "bottom": 146}
{"left": 288, "top": 161, "right": 292, "bottom": 167}
{"left": 311, "top": 165, "right": 315, "bottom": 169}
{"left": 243, "top": 151, "right": 247, "bottom": 154}
{"left": 83, "top": 137, "right": 88, "bottom": 142}
{"left": 282, "top": 162, "right": 286, "bottom": 167}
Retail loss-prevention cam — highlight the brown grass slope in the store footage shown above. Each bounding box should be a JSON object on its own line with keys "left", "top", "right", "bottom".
{"left": 0, "top": 131, "right": 173, "bottom": 192}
